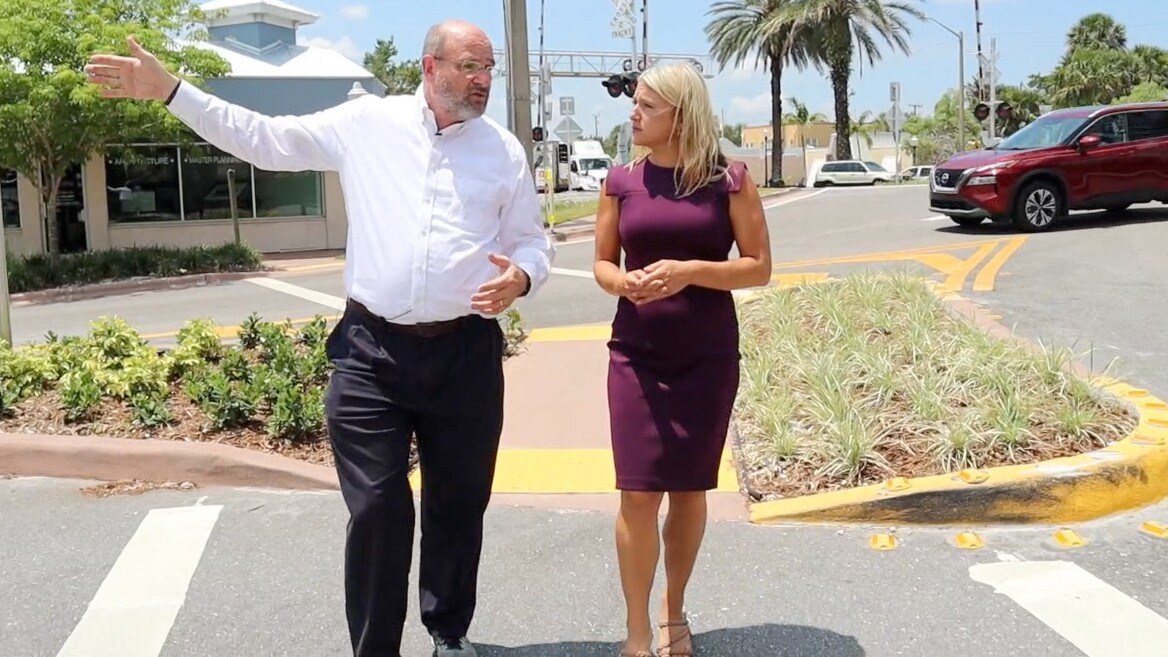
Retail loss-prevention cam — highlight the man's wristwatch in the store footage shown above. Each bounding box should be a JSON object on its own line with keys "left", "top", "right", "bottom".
{"left": 519, "top": 269, "right": 532, "bottom": 297}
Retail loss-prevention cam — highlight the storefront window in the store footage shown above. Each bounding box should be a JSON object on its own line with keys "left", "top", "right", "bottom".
{"left": 105, "top": 146, "right": 182, "bottom": 223}
{"left": 181, "top": 144, "right": 254, "bottom": 221}
{"left": 105, "top": 143, "right": 325, "bottom": 223}
{"left": 3, "top": 169, "right": 23, "bottom": 228}
{"left": 254, "top": 169, "right": 323, "bottom": 218}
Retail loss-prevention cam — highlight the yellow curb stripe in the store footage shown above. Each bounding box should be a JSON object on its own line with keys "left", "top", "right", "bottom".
{"left": 973, "top": 235, "right": 1028, "bottom": 292}
{"left": 407, "top": 447, "right": 740, "bottom": 494}
{"left": 746, "top": 307, "right": 1168, "bottom": 526}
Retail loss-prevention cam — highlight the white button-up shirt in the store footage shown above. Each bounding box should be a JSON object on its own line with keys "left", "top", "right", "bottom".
{"left": 166, "top": 82, "right": 555, "bottom": 324}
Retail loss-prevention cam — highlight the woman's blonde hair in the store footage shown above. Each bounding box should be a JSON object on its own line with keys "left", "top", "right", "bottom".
{"left": 630, "top": 62, "right": 730, "bottom": 197}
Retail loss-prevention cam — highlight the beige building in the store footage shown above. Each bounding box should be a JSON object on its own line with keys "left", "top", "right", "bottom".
{"left": 1, "top": 0, "right": 384, "bottom": 258}
{"left": 740, "top": 122, "right": 836, "bottom": 151}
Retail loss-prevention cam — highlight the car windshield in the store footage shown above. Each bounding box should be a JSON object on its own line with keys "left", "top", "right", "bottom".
{"left": 580, "top": 158, "right": 610, "bottom": 170}
{"left": 994, "top": 114, "right": 1089, "bottom": 150}
{"left": 864, "top": 161, "right": 887, "bottom": 171}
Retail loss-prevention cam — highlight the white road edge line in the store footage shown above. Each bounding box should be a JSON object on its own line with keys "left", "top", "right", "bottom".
{"left": 921, "top": 215, "right": 948, "bottom": 222}
{"left": 969, "top": 560, "right": 1168, "bottom": 657}
{"left": 56, "top": 505, "right": 224, "bottom": 657}
{"left": 244, "top": 276, "right": 345, "bottom": 311}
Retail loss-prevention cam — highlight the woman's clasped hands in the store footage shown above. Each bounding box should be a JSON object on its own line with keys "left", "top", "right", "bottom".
{"left": 621, "top": 259, "right": 693, "bottom": 305}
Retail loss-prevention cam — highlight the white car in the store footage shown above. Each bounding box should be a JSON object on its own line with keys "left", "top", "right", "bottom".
{"left": 814, "top": 160, "right": 897, "bottom": 186}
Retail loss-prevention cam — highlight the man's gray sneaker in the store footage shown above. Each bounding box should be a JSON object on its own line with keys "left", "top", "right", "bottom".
{"left": 432, "top": 635, "right": 477, "bottom": 657}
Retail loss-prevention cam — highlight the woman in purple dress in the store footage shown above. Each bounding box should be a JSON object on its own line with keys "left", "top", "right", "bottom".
{"left": 592, "top": 62, "right": 772, "bottom": 657}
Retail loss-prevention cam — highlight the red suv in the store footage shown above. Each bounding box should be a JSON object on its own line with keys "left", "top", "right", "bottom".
{"left": 929, "top": 101, "right": 1168, "bottom": 231}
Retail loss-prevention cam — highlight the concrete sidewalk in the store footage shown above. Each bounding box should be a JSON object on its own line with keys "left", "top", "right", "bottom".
{"left": 478, "top": 331, "right": 750, "bottom": 521}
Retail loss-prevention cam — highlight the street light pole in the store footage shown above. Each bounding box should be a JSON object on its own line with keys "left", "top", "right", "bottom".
{"left": 929, "top": 17, "right": 966, "bottom": 153}
{"left": 0, "top": 223, "right": 11, "bottom": 346}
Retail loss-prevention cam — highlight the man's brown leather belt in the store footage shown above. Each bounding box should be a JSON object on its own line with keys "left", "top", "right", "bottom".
{"left": 346, "top": 299, "right": 470, "bottom": 338}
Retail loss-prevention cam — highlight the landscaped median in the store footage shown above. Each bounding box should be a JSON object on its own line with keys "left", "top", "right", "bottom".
{"left": 732, "top": 270, "right": 1168, "bottom": 526}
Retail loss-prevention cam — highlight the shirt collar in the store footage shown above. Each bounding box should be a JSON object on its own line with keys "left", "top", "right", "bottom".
{"left": 415, "top": 83, "right": 472, "bottom": 137}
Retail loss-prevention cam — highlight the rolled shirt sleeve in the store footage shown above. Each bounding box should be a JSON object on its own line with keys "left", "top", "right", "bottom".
{"left": 499, "top": 154, "right": 555, "bottom": 298}
{"left": 165, "top": 80, "right": 370, "bottom": 173}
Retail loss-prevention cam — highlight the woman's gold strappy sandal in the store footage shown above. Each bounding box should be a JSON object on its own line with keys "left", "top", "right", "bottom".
{"left": 658, "top": 617, "right": 695, "bottom": 657}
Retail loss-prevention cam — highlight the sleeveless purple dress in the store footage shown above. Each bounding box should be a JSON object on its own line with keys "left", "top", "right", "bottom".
{"left": 604, "top": 158, "right": 746, "bottom": 492}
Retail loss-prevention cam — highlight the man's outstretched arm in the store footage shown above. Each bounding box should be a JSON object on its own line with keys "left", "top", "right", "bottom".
{"left": 86, "top": 36, "right": 365, "bottom": 173}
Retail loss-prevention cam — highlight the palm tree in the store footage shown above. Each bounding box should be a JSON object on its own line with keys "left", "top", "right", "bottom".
{"left": 1066, "top": 13, "right": 1127, "bottom": 53}
{"left": 706, "top": 0, "right": 815, "bottom": 186}
{"left": 783, "top": 97, "right": 827, "bottom": 184}
{"left": 779, "top": 0, "right": 926, "bottom": 160}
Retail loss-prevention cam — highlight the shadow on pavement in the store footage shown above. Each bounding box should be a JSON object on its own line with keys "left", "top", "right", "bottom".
{"left": 475, "top": 623, "right": 865, "bottom": 656}
{"left": 936, "top": 206, "right": 1168, "bottom": 235}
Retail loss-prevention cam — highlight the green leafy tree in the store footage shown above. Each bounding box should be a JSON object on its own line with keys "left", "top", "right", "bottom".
{"left": 1114, "top": 81, "right": 1168, "bottom": 104}
{"left": 706, "top": 0, "right": 817, "bottom": 185}
{"left": 1065, "top": 12, "right": 1127, "bottom": 52}
{"left": 362, "top": 37, "right": 422, "bottom": 96}
{"left": 721, "top": 122, "right": 745, "bottom": 146}
{"left": 780, "top": 0, "right": 926, "bottom": 160}
{"left": 0, "top": 0, "right": 229, "bottom": 257}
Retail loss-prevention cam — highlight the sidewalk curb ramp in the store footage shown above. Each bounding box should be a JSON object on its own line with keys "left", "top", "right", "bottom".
{"left": 0, "top": 432, "right": 339, "bottom": 491}
{"left": 744, "top": 289, "right": 1168, "bottom": 526}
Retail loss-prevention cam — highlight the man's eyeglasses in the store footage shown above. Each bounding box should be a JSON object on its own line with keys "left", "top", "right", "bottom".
{"left": 435, "top": 57, "right": 495, "bottom": 77}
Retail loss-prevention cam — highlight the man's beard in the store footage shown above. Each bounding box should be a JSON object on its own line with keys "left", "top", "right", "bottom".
{"left": 435, "top": 77, "right": 488, "bottom": 122}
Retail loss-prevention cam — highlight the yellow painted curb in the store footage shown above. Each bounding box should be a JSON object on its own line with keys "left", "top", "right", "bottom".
{"left": 747, "top": 376, "right": 1168, "bottom": 526}
{"left": 408, "top": 447, "right": 740, "bottom": 494}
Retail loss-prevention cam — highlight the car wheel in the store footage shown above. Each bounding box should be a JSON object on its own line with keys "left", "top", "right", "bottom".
{"left": 1012, "top": 180, "right": 1063, "bottom": 232}
{"left": 949, "top": 215, "right": 985, "bottom": 227}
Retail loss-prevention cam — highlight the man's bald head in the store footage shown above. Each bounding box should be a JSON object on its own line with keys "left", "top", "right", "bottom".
{"left": 421, "top": 20, "right": 495, "bottom": 127}
{"left": 422, "top": 20, "right": 490, "bottom": 59}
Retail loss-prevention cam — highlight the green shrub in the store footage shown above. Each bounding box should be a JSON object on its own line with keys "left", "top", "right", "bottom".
{"left": 4, "top": 242, "right": 265, "bottom": 294}
{"left": 0, "top": 309, "right": 531, "bottom": 451}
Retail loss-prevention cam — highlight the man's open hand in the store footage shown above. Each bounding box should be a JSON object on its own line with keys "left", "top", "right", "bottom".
{"left": 84, "top": 36, "right": 180, "bottom": 102}
{"left": 472, "top": 253, "right": 529, "bottom": 315}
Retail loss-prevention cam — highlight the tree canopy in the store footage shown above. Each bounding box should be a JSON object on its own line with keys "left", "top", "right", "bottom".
{"left": 0, "top": 0, "right": 229, "bottom": 255}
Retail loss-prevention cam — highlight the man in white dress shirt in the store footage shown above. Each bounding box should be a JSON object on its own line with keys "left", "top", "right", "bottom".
{"left": 86, "top": 20, "right": 554, "bottom": 657}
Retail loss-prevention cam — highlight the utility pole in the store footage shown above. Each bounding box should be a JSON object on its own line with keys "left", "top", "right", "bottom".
{"left": 641, "top": 0, "right": 648, "bottom": 70}
{"left": 927, "top": 17, "right": 966, "bottom": 152}
{"left": 987, "top": 38, "right": 998, "bottom": 141}
{"left": 975, "top": 0, "right": 984, "bottom": 101}
{"left": 0, "top": 220, "right": 11, "bottom": 346}
{"left": 504, "top": 0, "right": 533, "bottom": 167}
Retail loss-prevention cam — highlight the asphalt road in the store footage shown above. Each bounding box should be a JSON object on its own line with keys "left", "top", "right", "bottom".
{"left": 2, "top": 476, "right": 1166, "bottom": 657}
{"left": 10, "top": 184, "right": 1168, "bottom": 398}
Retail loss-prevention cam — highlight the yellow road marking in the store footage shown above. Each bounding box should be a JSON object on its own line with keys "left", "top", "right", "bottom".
{"left": 280, "top": 261, "right": 345, "bottom": 273}
{"left": 408, "top": 447, "right": 740, "bottom": 493}
{"left": 973, "top": 236, "right": 1028, "bottom": 291}
{"left": 770, "top": 236, "right": 1008, "bottom": 270}
{"left": 772, "top": 272, "right": 831, "bottom": 287}
{"left": 938, "top": 241, "right": 998, "bottom": 293}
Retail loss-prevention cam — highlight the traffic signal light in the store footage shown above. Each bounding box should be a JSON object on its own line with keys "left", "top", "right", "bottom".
{"left": 557, "top": 143, "right": 569, "bottom": 163}
{"left": 532, "top": 126, "right": 544, "bottom": 142}
{"left": 995, "top": 102, "right": 1013, "bottom": 121}
{"left": 974, "top": 102, "right": 990, "bottom": 121}
{"left": 601, "top": 73, "right": 639, "bottom": 99}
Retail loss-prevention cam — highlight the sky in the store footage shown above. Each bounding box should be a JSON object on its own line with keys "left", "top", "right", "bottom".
{"left": 281, "top": 0, "right": 1168, "bottom": 138}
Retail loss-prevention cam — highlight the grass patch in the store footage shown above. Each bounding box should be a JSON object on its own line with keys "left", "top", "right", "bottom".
{"left": 0, "top": 310, "right": 529, "bottom": 468}
{"left": 5, "top": 242, "right": 265, "bottom": 294}
{"left": 733, "top": 270, "right": 1139, "bottom": 501}
{"left": 546, "top": 199, "right": 598, "bottom": 226}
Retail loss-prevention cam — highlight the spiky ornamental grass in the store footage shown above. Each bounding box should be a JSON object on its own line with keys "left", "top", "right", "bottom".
{"left": 733, "top": 270, "right": 1138, "bottom": 500}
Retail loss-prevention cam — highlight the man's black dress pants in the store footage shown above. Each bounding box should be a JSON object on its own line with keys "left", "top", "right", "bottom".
{"left": 324, "top": 300, "right": 505, "bottom": 657}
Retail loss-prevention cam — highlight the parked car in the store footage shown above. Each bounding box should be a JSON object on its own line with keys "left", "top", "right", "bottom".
{"left": 928, "top": 101, "right": 1168, "bottom": 231}
{"left": 899, "top": 165, "right": 933, "bottom": 182}
{"left": 814, "top": 160, "right": 897, "bottom": 186}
